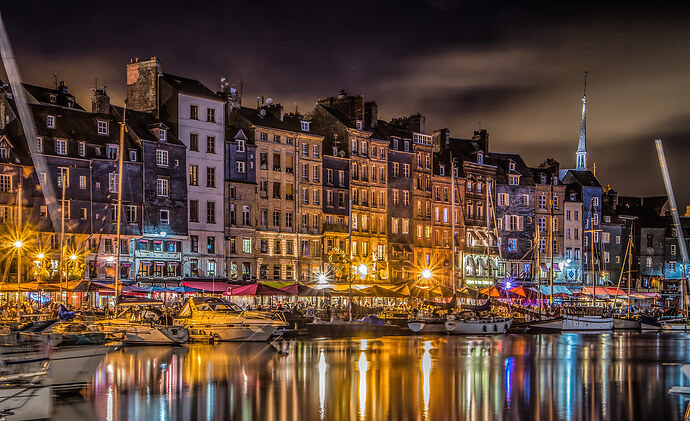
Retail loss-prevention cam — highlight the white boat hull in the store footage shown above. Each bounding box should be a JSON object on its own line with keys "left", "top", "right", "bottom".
{"left": 661, "top": 321, "right": 690, "bottom": 331}
{"left": 529, "top": 315, "right": 613, "bottom": 331}
{"left": 0, "top": 384, "right": 52, "bottom": 420}
{"left": 49, "top": 345, "right": 116, "bottom": 391}
{"left": 445, "top": 318, "right": 512, "bottom": 335}
{"left": 122, "top": 326, "right": 189, "bottom": 345}
{"left": 186, "top": 323, "right": 278, "bottom": 342}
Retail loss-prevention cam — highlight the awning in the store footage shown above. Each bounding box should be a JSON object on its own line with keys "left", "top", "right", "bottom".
{"left": 468, "top": 231, "right": 480, "bottom": 242}
{"left": 141, "top": 261, "right": 152, "bottom": 266}
{"left": 182, "top": 280, "right": 228, "bottom": 292}
{"left": 553, "top": 263, "right": 561, "bottom": 271}
{"left": 228, "top": 282, "right": 289, "bottom": 296}
{"left": 540, "top": 285, "right": 572, "bottom": 296}
{"left": 540, "top": 263, "right": 548, "bottom": 271}
{"left": 121, "top": 263, "right": 132, "bottom": 267}
{"left": 155, "top": 261, "right": 165, "bottom": 267}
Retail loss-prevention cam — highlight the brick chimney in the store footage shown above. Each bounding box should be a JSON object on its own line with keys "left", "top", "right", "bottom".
{"left": 126, "top": 57, "right": 162, "bottom": 115}
{"left": 472, "top": 129, "right": 489, "bottom": 152}
{"left": 91, "top": 87, "right": 110, "bottom": 114}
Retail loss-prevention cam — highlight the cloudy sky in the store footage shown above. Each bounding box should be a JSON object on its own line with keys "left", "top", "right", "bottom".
{"left": 3, "top": 1, "right": 690, "bottom": 204}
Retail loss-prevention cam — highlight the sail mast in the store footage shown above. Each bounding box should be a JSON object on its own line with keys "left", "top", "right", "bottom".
{"left": 115, "top": 104, "right": 127, "bottom": 307}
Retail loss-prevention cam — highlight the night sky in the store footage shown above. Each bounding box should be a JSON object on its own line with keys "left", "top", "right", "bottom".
{"left": 3, "top": 1, "right": 690, "bottom": 206}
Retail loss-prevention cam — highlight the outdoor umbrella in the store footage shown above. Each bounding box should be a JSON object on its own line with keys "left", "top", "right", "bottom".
{"left": 228, "top": 283, "right": 290, "bottom": 296}
{"left": 280, "top": 283, "right": 329, "bottom": 297}
{"left": 508, "top": 286, "right": 529, "bottom": 298}
{"left": 360, "top": 285, "right": 406, "bottom": 298}
{"left": 479, "top": 286, "right": 502, "bottom": 298}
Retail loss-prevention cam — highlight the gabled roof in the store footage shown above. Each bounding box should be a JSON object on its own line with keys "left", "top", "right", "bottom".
{"left": 22, "top": 83, "right": 84, "bottom": 110}
{"left": 489, "top": 152, "right": 534, "bottom": 186}
{"left": 235, "top": 106, "right": 296, "bottom": 132}
{"left": 316, "top": 103, "right": 358, "bottom": 129}
{"left": 561, "top": 170, "right": 601, "bottom": 188}
{"left": 161, "top": 73, "right": 218, "bottom": 100}
{"left": 111, "top": 106, "right": 184, "bottom": 147}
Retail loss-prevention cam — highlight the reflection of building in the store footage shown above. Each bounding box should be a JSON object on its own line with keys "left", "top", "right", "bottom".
{"left": 532, "top": 161, "right": 566, "bottom": 283}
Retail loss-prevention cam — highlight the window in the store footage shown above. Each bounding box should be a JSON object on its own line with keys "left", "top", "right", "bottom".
{"left": 97, "top": 120, "right": 109, "bottom": 135}
{"left": 425, "top": 155, "right": 430, "bottom": 169}
{"left": 55, "top": 139, "right": 67, "bottom": 155}
{"left": 507, "top": 238, "right": 517, "bottom": 252}
{"left": 313, "top": 145, "right": 320, "bottom": 157}
{"left": 273, "top": 211, "right": 280, "bottom": 227}
{"left": 553, "top": 196, "right": 559, "bottom": 209}
{"left": 242, "top": 206, "right": 250, "bottom": 226}
{"left": 301, "top": 121, "right": 310, "bottom": 131}
{"left": 242, "top": 238, "right": 252, "bottom": 254}
{"left": 285, "top": 212, "right": 293, "bottom": 228}
{"left": 592, "top": 197, "right": 599, "bottom": 207}
{"left": 79, "top": 208, "right": 87, "bottom": 220}
{"left": 602, "top": 232, "right": 610, "bottom": 243}
{"left": 646, "top": 257, "right": 652, "bottom": 268}
{"left": 237, "top": 161, "right": 246, "bottom": 173}
{"left": 670, "top": 261, "right": 677, "bottom": 271}
{"left": 326, "top": 190, "right": 334, "bottom": 206}
{"left": 207, "top": 136, "right": 216, "bottom": 153}
{"left": 498, "top": 193, "right": 509, "bottom": 206}
{"left": 160, "top": 209, "right": 169, "bottom": 224}
{"left": 190, "top": 133, "right": 199, "bottom": 151}
{"left": 508, "top": 175, "right": 520, "bottom": 186}
{"left": 671, "top": 244, "right": 677, "bottom": 255}
{"left": 260, "top": 132, "right": 268, "bottom": 141}
{"left": 207, "top": 108, "right": 216, "bottom": 122}
{"left": 235, "top": 139, "right": 245, "bottom": 153}
{"left": 338, "top": 192, "right": 345, "bottom": 207}
{"left": 190, "top": 105, "right": 199, "bottom": 120}
{"left": 156, "top": 149, "right": 168, "bottom": 166}
{"left": 46, "top": 115, "right": 55, "bottom": 129}
{"left": 189, "top": 200, "right": 199, "bottom": 222}
{"left": 403, "top": 191, "right": 410, "bottom": 206}
{"left": 157, "top": 128, "right": 167, "bottom": 141}
{"left": 75, "top": 140, "right": 86, "bottom": 157}
{"left": 157, "top": 178, "right": 169, "bottom": 197}
{"left": 539, "top": 217, "right": 546, "bottom": 232}
{"left": 402, "top": 219, "right": 410, "bottom": 234}
{"left": 207, "top": 167, "right": 216, "bottom": 187}
{"left": 108, "top": 173, "right": 118, "bottom": 193}
{"left": 207, "top": 236, "right": 216, "bottom": 254}
{"left": 189, "top": 165, "right": 198, "bottom": 186}
{"left": 125, "top": 205, "right": 137, "bottom": 223}
{"left": 313, "top": 165, "right": 320, "bottom": 182}
{"left": 129, "top": 150, "right": 137, "bottom": 161}
{"left": 403, "top": 164, "right": 410, "bottom": 177}
{"left": 107, "top": 145, "right": 118, "bottom": 160}
{"left": 326, "top": 169, "right": 333, "bottom": 184}
{"left": 508, "top": 215, "right": 519, "bottom": 230}
{"left": 207, "top": 201, "right": 216, "bottom": 224}
{"left": 521, "top": 195, "right": 529, "bottom": 206}
{"left": 79, "top": 175, "right": 86, "bottom": 189}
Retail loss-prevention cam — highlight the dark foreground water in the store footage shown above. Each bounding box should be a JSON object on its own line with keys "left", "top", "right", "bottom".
{"left": 52, "top": 332, "right": 690, "bottom": 420}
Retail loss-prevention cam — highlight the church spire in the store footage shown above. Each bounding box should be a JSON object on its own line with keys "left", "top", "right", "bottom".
{"left": 576, "top": 70, "right": 588, "bottom": 171}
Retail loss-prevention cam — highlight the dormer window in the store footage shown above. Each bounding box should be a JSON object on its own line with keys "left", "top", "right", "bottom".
{"left": 508, "top": 174, "right": 520, "bottom": 186}
{"left": 49, "top": 94, "right": 56, "bottom": 103}
{"left": 159, "top": 129, "right": 167, "bottom": 142}
{"left": 236, "top": 140, "right": 245, "bottom": 153}
{"left": 0, "top": 147, "right": 8, "bottom": 159}
{"left": 439, "top": 164, "right": 445, "bottom": 176}
{"left": 570, "top": 193, "right": 577, "bottom": 200}
{"left": 129, "top": 150, "right": 137, "bottom": 161}
{"left": 552, "top": 176, "right": 558, "bottom": 186}
{"left": 46, "top": 115, "right": 55, "bottom": 129}
{"left": 332, "top": 146, "right": 338, "bottom": 156}
{"left": 356, "top": 120, "right": 363, "bottom": 130}
{"left": 509, "top": 161, "right": 516, "bottom": 171}
{"left": 107, "top": 145, "right": 118, "bottom": 160}
{"left": 477, "top": 152, "right": 484, "bottom": 164}
{"left": 540, "top": 174, "right": 547, "bottom": 184}
{"left": 78, "top": 141, "right": 86, "bottom": 157}
{"left": 97, "top": 120, "right": 109, "bottom": 135}
{"left": 301, "top": 121, "right": 310, "bottom": 132}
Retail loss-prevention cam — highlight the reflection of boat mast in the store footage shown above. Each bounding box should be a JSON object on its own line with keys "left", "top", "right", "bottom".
{"left": 451, "top": 153, "right": 456, "bottom": 298}
{"left": 115, "top": 104, "right": 127, "bottom": 306}
{"left": 549, "top": 176, "right": 554, "bottom": 306}
{"left": 656, "top": 139, "right": 689, "bottom": 312}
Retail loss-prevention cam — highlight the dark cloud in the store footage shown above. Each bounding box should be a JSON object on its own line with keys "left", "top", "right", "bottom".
{"left": 1, "top": 1, "right": 690, "bottom": 206}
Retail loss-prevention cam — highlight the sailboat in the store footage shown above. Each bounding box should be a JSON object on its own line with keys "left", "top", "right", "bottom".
{"left": 613, "top": 222, "right": 641, "bottom": 329}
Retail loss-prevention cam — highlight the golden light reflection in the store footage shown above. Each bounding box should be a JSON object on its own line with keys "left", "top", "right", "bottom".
{"left": 421, "top": 341, "right": 433, "bottom": 419}
{"left": 357, "top": 351, "right": 369, "bottom": 420}
{"left": 318, "top": 348, "right": 327, "bottom": 420}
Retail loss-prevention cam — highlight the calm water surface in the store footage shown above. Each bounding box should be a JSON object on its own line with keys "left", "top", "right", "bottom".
{"left": 53, "top": 332, "right": 690, "bottom": 420}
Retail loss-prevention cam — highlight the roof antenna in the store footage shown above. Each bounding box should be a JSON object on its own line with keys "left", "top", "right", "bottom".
{"left": 52, "top": 73, "right": 57, "bottom": 90}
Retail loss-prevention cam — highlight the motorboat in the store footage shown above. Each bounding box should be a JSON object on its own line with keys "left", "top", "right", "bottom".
{"left": 306, "top": 316, "right": 403, "bottom": 338}
{"left": 407, "top": 310, "right": 447, "bottom": 334}
{"left": 527, "top": 307, "right": 613, "bottom": 332}
{"left": 92, "top": 298, "right": 189, "bottom": 345}
{"left": 175, "top": 297, "right": 287, "bottom": 342}
{"left": 0, "top": 371, "right": 52, "bottom": 420}
{"left": 445, "top": 313, "right": 512, "bottom": 335}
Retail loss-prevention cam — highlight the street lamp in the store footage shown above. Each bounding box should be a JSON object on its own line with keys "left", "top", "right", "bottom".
{"left": 358, "top": 264, "right": 368, "bottom": 279}
{"left": 317, "top": 273, "right": 328, "bottom": 284}
{"left": 421, "top": 269, "right": 432, "bottom": 280}
{"left": 14, "top": 240, "right": 23, "bottom": 318}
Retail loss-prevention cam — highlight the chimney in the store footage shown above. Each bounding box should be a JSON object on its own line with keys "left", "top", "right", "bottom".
{"left": 264, "top": 103, "right": 284, "bottom": 121}
{"left": 364, "top": 102, "right": 378, "bottom": 128}
{"left": 126, "top": 57, "right": 162, "bottom": 116}
{"left": 58, "top": 81, "right": 68, "bottom": 94}
{"left": 432, "top": 128, "right": 450, "bottom": 153}
{"left": 472, "top": 129, "right": 489, "bottom": 152}
{"left": 92, "top": 87, "right": 110, "bottom": 114}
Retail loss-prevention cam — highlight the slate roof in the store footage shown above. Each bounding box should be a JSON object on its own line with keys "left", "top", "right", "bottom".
{"left": 562, "top": 170, "right": 601, "bottom": 188}
{"left": 111, "top": 106, "right": 185, "bottom": 147}
{"left": 22, "top": 83, "right": 84, "bottom": 110}
{"left": 161, "top": 73, "right": 218, "bottom": 99}
{"left": 236, "top": 106, "right": 295, "bottom": 132}
{"left": 489, "top": 152, "right": 534, "bottom": 186}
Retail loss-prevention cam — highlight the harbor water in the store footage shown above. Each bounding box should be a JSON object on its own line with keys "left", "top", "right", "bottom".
{"left": 54, "top": 332, "right": 690, "bottom": 420}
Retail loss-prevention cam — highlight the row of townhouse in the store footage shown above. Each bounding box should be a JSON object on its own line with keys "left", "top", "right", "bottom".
{"left": 1, "top": 56, "right": 686, "bottom": 292}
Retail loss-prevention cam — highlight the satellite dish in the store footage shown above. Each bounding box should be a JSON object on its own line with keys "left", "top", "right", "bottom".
{"left": 339, "top": 150, "right": 345, "bottom": 158}
{"left": 265, "top": 97, "right": 274, "bottom": 106}
{"left": 259, "top": 109, "right": 266, "bottom": 117}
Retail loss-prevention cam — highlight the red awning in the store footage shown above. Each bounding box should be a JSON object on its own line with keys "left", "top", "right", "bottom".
{"left": 182, "top": 280, "right": 228, "bottom": 293}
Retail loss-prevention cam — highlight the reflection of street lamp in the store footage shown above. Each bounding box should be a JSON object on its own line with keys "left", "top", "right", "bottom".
{"left": 14, "top": 240, "right": 23, "bottom": 316}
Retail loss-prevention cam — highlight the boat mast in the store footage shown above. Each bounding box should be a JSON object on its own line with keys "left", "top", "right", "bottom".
{"left": 655, "top": 139, "right": 689, "bottom": 313}
{"left": 115, "top": 105, "right": 127, "bottom": 308}
{"left": 627, "top": 222, "right": 633, "bottom": 318}
{"left": 536, "top": 222, "right": 541, "bottom": 316}
{"left": 348, "top": 192, "right": 353, "bottom": 322}
{"left": 60, "top": 167, "right": 66, "bottom": 300}
{"left": 16, "top": 177, "right": 21, "bottom": 316}
{"left": 451, "top": 154, "right": 457, "bottom": 298}
{"left": 590, "top": 204, "right": 596, "bottom": 307}
{"left": 549, "top": 177, "right": 554, "bottom": 306}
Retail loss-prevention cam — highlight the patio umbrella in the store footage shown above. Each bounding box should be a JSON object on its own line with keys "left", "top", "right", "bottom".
{"left": 229, "top": 283, "right": 290, "bottom": 296}
{"left": 508, "top": 286, "right": 529, "bottom": 298}
{"left": 280, "top": 283, "right": 330, "bottom": 297}
{"left": 360, "top": 285, "right": 406, "bottom": 298}
{"left": 479, "top": 286, "right": 501, "bottom": 298}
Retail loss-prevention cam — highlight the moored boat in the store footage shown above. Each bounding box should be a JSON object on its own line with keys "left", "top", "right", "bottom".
{"left": 306, "top": 317, "right": 403, "bottom": 338}
{"left": 527, "top": 307, "right": 613, "bottom": 332}
{"left": 613, "top": 317, "right": 641, "bottom": 330}
{"left": 445, "top": 314, "right": 512, "bottom": 335}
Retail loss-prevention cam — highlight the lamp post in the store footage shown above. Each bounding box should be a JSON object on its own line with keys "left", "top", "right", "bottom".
{"left": 13, "top": 240, "right": 23, "bottom": 319}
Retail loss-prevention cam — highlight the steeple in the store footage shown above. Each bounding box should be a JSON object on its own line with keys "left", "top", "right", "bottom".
{"left": 576, "top": 70, "right": 588, "bottom": 171}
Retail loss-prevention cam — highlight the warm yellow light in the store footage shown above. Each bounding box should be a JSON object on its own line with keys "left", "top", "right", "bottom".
{"left": 317, "top": 273, "right": 328, "bottom": 283}
{"left": 358, "top": 264, "right": 368, "bottom": 277}
{"left": 36, "top": 253, "right": 45, "bottom": 260}
{"left": 421, "top": 269, "right": 432, "bottom": 280}
{"left": 13, "top": 240, "right": 23, "bottom": 249}
{"left": 70, "top": 254, "right": 77, "bottom": 261}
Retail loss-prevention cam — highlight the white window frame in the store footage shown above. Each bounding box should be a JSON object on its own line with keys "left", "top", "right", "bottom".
{"left": 156, "top": 149, "right": 169, "bottom": 167}
{"left": 97, "top": 120, "right": 109, "bottom": 135}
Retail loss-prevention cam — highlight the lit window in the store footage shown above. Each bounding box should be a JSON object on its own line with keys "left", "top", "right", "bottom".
{"left": 55, "top": 139, "right": 67, "bottom": 155}
{"left": 46, "top": 115, "right": 55, "bottom": 129}
{"left": 97, "top": 120, "right": 109, "bottom": 135}
{"left": 157, "top": 178, "right": 169, "bottom": 197}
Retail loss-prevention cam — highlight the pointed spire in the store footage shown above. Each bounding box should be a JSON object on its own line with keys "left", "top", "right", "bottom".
{"left": 576, "top": 70, "right": 588, "bottom": 171}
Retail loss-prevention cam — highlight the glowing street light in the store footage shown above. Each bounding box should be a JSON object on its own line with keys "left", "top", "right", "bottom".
{"left": 36, "top": 253, "right": 45, "bottom": 260}
{"left": 317, "top": 273, "right": 328, "bottom": 284}
{"left": 421, "top": 269, "right": 432, "bottom": 280}
{"left": 69, "top": 254, "right": 77, "bottom": 261}
{"left": 13, "top": 240, "right": 23, "bottom": 249}
{"left": 358, "top": 264, "right": 368, "bottom": 277}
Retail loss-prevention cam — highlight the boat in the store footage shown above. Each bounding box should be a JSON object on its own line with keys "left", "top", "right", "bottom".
{"left": 527, "top": 307, "right": 613, "bottom": 332}
{"left": 0, "top": 371, "right": 52, "bottom": 421}
{"left": 639, "top": 315, "right": 663, "bottom": 330}
{"left": 660, "top": 318, "right": 690, "bottom": 331}
{"left": 92, "top": 298, "right": 189, "bottom": 345}
{"left": 408, "top": 316, "right": 447, "bottom": 334}
{"left": 306, "top": 316, "right": 403, "bottom": 338}
{"left": 613, "top": 316, "right": 641, "bottom": 330}
{"left": 445, "top": 313, "right": 512, "bottom": 335}
{"left": 175, "top": 297, "right": 287, "bottom": 342}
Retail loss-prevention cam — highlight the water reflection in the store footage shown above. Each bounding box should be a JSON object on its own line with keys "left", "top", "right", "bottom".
{"left": 77, "top": 333, "right": 690, "bottom": 420}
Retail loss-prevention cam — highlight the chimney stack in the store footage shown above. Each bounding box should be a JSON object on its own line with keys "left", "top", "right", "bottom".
{"left": 126, "top": 57, "right": 162, "bottom": 116}
{"left": 92, "top": 87, "right": 110, "bottom": 114}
